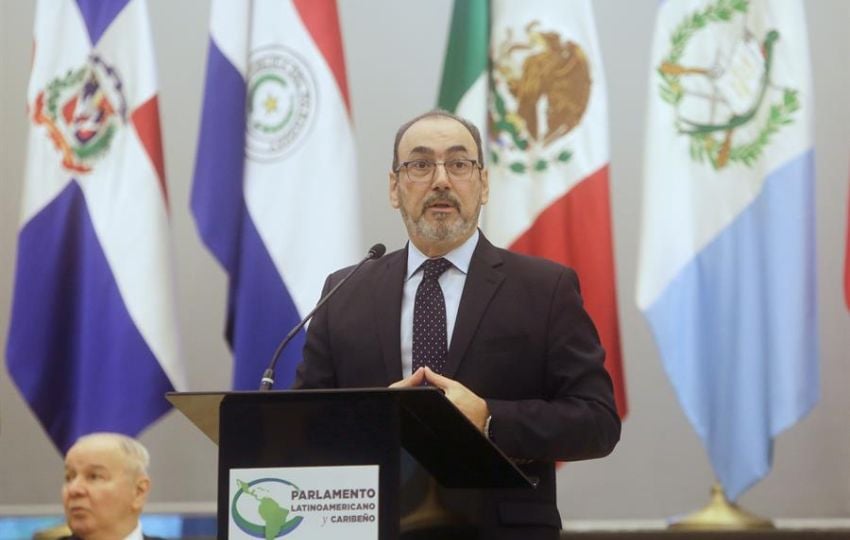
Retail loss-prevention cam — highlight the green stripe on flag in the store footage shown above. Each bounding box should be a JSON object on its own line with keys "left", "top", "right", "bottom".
{"left": 437, "top": 0, "right": 489, "bottom": 112}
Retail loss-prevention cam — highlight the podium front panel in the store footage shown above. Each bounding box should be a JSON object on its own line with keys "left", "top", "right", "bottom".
{"left": 217, "top": 391, "right": 400, "bottom": 539}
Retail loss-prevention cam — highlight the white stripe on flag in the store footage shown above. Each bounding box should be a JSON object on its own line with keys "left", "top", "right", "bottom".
{"left": 242, "top": 0, "right": 360, "bottom": 316}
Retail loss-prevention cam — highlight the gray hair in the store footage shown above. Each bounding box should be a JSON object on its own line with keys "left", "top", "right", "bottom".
{"left": 74, "top": 432, "right": 150, "bottom": 476}
{"left": 392, "top": 109, "right": 484, "bottom": 172}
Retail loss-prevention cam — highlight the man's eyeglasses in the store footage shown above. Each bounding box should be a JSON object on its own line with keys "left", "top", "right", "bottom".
{"left": 395, "top": 159, "right": 482, "bottom": 183}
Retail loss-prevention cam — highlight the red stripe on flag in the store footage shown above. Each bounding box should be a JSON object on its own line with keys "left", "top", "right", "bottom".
{"left": 131, "top": 96, "right": 168, "bottom": 206}
{"left": 509, "top": 165, "right": 627, "bottom": 417}
{"left": 293, "top": 0, "right": 351, "bottom": 115}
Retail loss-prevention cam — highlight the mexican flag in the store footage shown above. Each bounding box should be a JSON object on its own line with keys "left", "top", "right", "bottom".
{"left": 439, "top": 0, "right": 626, "bottom": 416}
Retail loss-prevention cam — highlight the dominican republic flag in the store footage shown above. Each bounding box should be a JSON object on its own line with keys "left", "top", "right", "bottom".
{"left": 636, "top": 0, "right": 819, "bottom": 500}
{"left": 192, "top": 0, "right": 360, "bottom": 390}
{"left": 6, "top": 0, "right": 184, "bottom": 453}
{"left": 438, "top": 0, "right": 627, "bottom": 417}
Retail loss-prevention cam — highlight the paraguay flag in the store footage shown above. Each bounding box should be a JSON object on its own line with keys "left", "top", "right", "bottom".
{"left": 636, "top": 0, "right": 819, "bottom": 500}
{"left": 192, "top": 0, "right": 360, "bottom": 390}
{"left": 6, "top": 0, "right": 184, "bottom": 453}
{"left": 438, "top": 0, "right": 627, "bottom": 417}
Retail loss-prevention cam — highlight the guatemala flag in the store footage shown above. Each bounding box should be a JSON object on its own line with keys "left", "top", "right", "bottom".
{"left": 636, "top": 0, "right": 819, "bottom": 500}
{"left": 192, "top": 0, "right": 360, "bottom": 389}
{"left": 6, "top": 0, "right": 184, "bottom": 453}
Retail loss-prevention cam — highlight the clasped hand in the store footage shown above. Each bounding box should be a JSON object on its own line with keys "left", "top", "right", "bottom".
{"left": 390, "top": 367, "right": 489, "bottom": 434}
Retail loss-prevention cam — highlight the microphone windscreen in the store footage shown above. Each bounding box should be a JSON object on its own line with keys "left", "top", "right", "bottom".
{"left": 368, "top": 243, "right": 387, "bottom": 259}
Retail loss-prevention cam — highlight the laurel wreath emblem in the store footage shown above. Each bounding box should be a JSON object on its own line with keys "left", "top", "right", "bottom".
{"left": 657, "top": 0, "right": 800, "bottom": 169}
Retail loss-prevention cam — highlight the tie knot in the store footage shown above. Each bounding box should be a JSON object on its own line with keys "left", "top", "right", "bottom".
{"left": 421, "top": 258, "right": 452, "bottom": 281}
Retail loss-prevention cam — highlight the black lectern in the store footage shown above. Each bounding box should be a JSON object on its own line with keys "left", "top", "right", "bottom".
{"left": 168, "top": 388, "right": 532, "bottom": 539}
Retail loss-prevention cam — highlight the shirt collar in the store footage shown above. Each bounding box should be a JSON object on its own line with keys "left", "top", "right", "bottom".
{"left": 125, "top": 522, "right": 144, "bottom": 540}
{"left": 406, "top": 229, "right": 479, "bottom": 280}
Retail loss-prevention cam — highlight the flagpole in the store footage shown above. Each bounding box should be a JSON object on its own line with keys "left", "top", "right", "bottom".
{"left": 669, "top": 483, "right": 774, "bottom": 530}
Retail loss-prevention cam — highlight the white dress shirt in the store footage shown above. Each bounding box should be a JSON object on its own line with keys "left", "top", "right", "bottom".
{"left": 124, "top": 522, "right": 144, "bottom": 540}
{"left": 400, "top": 230, "right": 479, "bottom": 377}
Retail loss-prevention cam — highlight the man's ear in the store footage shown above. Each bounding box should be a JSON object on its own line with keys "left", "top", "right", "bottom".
{"left": 389, "top": 171, "right": 401, "bottom": 209}
{"left": 480, "top": 167, "right": 489, "bottom": 205}
{"left": 132, "top": 475, "right": 151, "bottom": 512}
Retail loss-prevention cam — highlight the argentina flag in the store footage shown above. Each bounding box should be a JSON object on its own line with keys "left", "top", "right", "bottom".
{"left": 6, "top": 0, "right": 184, "bottom": 452}
{"left": 192, "top": 0, "right": 360, "bottom": 389}
{"left": 636, "top": 0, "right": 819, "bottom": 500}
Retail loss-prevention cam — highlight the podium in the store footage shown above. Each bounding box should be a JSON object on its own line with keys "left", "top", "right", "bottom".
{"left": 168, "top": 387, "right": 533, "bottom": 539}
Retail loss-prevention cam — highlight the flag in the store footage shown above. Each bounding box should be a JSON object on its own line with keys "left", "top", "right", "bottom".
{"left": 192, "top": 0, "right": 360, "bottom": 389}
{"left": 6, "top": 0, "right": 183, "bottom": 453}
{"left": 438, "top": 0, "right": 627, "bottom": 417}
{"left": 636, "top": 0, "right": 819, "bottom": 500}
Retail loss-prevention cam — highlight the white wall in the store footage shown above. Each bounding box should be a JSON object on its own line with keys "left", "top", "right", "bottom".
{"left": 1, "top": 0, "right": 848, "bottom": 520}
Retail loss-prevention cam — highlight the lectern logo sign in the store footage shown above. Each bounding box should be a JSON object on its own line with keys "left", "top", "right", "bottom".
{"left": 229, "top": 465, "right": 379, "bottom": 540}
{"left": 231, "top": 478, "right": 304, "bottom": 538}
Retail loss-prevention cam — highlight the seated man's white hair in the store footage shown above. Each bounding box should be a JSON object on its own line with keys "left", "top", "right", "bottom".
{"left": 74, "top": 432, "right": 150, "bottom": 476}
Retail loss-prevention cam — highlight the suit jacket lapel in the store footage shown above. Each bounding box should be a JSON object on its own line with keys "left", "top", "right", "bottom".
{"left": 372, "top": 247, "right": 406, "bottom": 384}
{"left": 444, "top": 234, "right": 504, "bottom": 378}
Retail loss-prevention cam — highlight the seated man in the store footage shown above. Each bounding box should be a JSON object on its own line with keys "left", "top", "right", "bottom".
{"left": 61, "top": 433, "right": 163, "bottom": 540}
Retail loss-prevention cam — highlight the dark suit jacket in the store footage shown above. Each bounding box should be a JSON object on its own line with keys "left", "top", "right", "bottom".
{"left": 294, "top": 233, "right": 620, "bottom": 539}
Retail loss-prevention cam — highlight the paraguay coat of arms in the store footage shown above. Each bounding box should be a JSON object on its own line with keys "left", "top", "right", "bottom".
{"left": 657, "top": 0, "right": 800, "bottom": 169}
{"left": 246, "top": 45, "right": 316, "bottom": 162}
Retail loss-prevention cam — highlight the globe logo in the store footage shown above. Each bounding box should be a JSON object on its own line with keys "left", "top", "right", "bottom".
{"left": 231, "top": 478, "right": 304, "bottom": 539}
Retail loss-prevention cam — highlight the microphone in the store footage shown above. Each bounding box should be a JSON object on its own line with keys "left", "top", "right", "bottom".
{"left": 259, "top": 243, "right": 387, "bottom": 390}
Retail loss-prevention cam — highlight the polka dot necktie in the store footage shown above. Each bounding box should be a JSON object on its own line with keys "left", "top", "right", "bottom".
{"left": 412, "top": 257, "right": 453, "bottom": 374}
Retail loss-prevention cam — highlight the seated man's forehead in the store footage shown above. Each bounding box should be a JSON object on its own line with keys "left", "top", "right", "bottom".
{"left": 67, "top": 440, "right": 126, "bottom": 467}
{"left": 66, "top": 462, "right": 111, "bottom": 473}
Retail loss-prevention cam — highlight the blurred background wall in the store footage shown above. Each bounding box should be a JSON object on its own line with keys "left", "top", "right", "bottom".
{"left": 0, "top": 0, "right": 848, "bottom": 520}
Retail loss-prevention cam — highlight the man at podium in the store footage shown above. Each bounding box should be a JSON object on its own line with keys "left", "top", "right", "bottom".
{"left": 294, "top": 110, "right": 620, "bottom": 539}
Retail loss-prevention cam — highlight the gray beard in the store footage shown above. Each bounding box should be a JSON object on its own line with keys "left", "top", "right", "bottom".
{"left": 399, "top": 192, "right": 480, "bottom": 246}
{"left": 404, "top": 210, "right": 469, "bottom": 244}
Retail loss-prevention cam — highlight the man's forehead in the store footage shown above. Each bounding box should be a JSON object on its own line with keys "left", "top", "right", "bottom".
{"left": 398, "top": 117, "right": 476, "bottom": 155}
{"left": 65, "top": 461, "right": 110, "bottom": 473}
{"left": 66, "top": 438, "right": 123, "bottom": 466}
{"left": 406, "top": 144, "right": 471, "bottom": 157}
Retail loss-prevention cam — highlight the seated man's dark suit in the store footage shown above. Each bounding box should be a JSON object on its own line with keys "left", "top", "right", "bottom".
{"left": 294, "top": 233, "right": 621, "bottom": 540}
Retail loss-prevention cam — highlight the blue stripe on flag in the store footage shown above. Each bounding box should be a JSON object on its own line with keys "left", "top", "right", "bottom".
{"left": 192, "top": 38, "right": 304, "bottom": 390}
{"left": 191, "top": 39, "right": 246, "bottom": 272}
{"left": 6, "top": 181, "right": 174, "bottom": 453}
{"left": 645, "top": 150, "right": 820, "bottom": 500}
{"left": 228, "top": 213, "right": 305, "bottom": 390}
{"left": 75, "top": 0, "right": 131, "bottom": 45}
